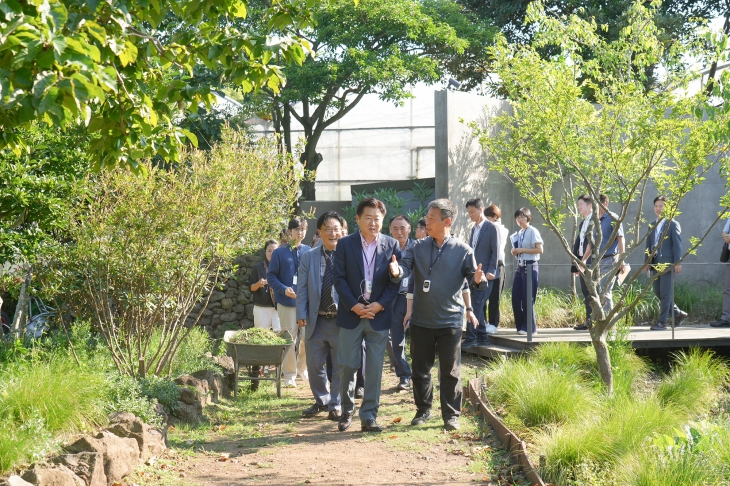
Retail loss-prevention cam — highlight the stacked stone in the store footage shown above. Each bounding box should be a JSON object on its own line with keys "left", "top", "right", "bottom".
{"left": 190, "top": 253, "right": 262, "bottom": 338}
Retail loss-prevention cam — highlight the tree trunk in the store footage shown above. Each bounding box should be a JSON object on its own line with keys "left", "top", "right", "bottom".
{"left": 590, "top": 327, "right": 614, "bottom": 394}
{"left": 10, "top": 272, "right": 31, "bottom": 340}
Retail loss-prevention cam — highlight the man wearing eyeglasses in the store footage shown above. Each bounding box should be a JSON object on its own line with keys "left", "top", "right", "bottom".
{"left": 297, "top": 211, "right": 345, "bottom": 421}
{"left": 333, "top": 198, "right": 402, "bottom": 433}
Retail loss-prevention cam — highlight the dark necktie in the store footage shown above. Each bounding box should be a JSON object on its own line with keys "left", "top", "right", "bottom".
{"left": 319, "top": 249, "right": 335, "bottom": 312}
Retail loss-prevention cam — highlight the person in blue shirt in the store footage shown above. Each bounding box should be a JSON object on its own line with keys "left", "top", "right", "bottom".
{"left": 268, "top": 217, "right": 311, "bottom": 387}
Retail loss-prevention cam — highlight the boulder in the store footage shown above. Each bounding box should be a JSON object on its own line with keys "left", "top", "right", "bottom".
{"left": 219, "top": 312, "right": 237, "bottom": 323}
{"left": 220, "top": 298, "right": 233, "bottom": 310}
{"left": 191, "top": 370, "right": 226, "bottom": 403}
{"left": 21, "top": 465, "right": 84, "bottom": 486}
{"left": 174, "top": 375, "right": 209, "bottom": 401}
{"left": 65, "top": 431, "right": 139, "bottom": 485}
{"left": 4, "top": 476, "right": 34, "bottom": 486}
{"left": 172, "top": 401, "right": 203, "bottom": 423}
{"left": 51, "top": 453, "right": 106, "bottom": 486}
{"left": 107, "top": 412, "right": 166, "bottom": 461}
{"left": 209, "top": 291, "right": 226, "bottom": 303}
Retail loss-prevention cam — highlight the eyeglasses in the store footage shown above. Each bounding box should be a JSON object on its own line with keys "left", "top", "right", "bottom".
{"left": 322, "top": 227, "right": 341, "bottom": 234}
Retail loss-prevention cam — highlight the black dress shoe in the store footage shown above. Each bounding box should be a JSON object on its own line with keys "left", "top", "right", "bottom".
{"left": 338, "top": 411, "right": 354, "bottom": 432}
{"left": 328, "top": 409, "right": 342, "bottom": 421}
{"left": 411, "top": 409, "right": 432, "bottom": 426}
{"left": 302, "top": 403, "right": 327, "bottom": 417}
{"left": 674, "top": 311, "right": 688, "bottom": 326}
{"left": 573, "top": 323, "right": 589, "bottom": 331}
{"left": 396, "top": 378, "right": 411, "bottom": 391}
{"left": 361, "top": 419, "right": 383, "bottom": 432}
{"left": 711, "top": 319, "right": 730, "bottom": 328}
{"left": 650, "top": 322, "right": 667, "bottom": 331}
{"left": 355, "top": 386, "right": 364, "bottom": 399}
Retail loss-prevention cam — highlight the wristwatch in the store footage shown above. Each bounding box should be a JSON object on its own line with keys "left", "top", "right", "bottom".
{"left": 465, "top": 307, "right": 473, "bottom": 312}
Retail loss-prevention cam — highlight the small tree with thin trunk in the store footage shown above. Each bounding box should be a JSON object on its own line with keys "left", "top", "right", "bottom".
{"left": 38, "top": 129, "right": 300, "bottom": 377}
{"left": 473, "top": 0, "right": 730, "bottom": 393}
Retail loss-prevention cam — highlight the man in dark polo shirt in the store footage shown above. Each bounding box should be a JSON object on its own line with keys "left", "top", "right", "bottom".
{"left": 390, "top": 198, "right": 487, "bottom": 431}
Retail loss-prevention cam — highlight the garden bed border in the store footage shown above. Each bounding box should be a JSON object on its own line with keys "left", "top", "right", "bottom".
{"left": 465, "top": 377, "right": 546, "bottom": 486}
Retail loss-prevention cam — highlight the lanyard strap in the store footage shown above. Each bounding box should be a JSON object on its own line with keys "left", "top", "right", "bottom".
{"left": 429, "top": 239, "right": 446, "bottom": 276}
{"left": 362, "top": 246, "right": 375, "bottom": 281}
{"left": 290, "top": 245, "right": 300, "bottom": 270}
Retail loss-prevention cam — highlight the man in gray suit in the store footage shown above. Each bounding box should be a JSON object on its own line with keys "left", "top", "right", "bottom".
{"left": 645, "top": 196, "right": 687, "bottom": 331}
{"left": 297, "top": 211, "right": 345, "bottom": 420}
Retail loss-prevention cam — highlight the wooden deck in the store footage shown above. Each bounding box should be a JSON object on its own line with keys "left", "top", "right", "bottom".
{"left": 463, "top": 324, "right": 730, "bottom": 359}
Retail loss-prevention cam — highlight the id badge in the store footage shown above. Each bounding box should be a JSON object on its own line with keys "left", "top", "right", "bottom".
{"left": 365, "top": 280, "right": 373, "bottom": 293}
{"left": 423, "top": 279, "right": 431, "bottom": 293}
{"left": 292, "top": 275, "right": 298, "bottom": 286}
{"left": 401, "top": 276, "right": 409, "bottom": 289}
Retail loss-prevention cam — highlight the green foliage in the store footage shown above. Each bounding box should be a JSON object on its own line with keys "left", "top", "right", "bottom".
{"left": 673, "top": 281, "right": 723, "bottom": 323}
{"left": 499, "top": 287, "right": 584, "bottom": 329}
{"left": 343, "top": 184, "right": 433, "bottom": 238}
{"left": 38, "top": 129, "right": 300, "bottom": 377}
{"left": 167, "top": 326, "right": 217, "bottom": 378}
{"left": 0, "top": 0, "right": 315, "bottom": 170}
{"left": 0, "top": 354, "right": 108, "bottom": 473}
{"left": 473, "top": 0, "right": 730, "bottom": 391}
{"left": 104, "top": 372, "right": 164, "bottom": 428}
{"left": 227, "top": 328, "right": 292, "bottom": 345}
{"left": 484, "top": 355, "right": 597, "bottom": 429}
{"left": 245, "top": 0, "right": 494, "bottom": 199}
{"left": 657, "top": 349, "right": 730, "bottom": 415}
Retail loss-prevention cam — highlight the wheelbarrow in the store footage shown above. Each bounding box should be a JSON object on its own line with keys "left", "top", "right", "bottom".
{"left": 223, "top": 330, "right": 294, "bottom": 398}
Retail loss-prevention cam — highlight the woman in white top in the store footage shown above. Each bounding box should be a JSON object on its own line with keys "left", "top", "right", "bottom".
{"left": 510, "top": 208, "right": 544, "bottom": 335}
{"left": 484, "top": 204, "right": 509, "bottom": 334}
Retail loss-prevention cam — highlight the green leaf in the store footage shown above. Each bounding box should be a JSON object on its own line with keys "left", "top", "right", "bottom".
{"left": 51, "top": 35, "right": 67, "bottom": 55}
{"left": 180, "top": 128, "right": 198, "bottom": 147}
{"left": 48, "top": 0, "right": 68, "bottom": 30}
{"left": 33, "top": 71, "right": 58, "bottom": 104}
{"left": 230, "top": 1, "right": 246, "bottom": 18}
{"left": 83, "top": 21, "right": 107, "bottom": 46}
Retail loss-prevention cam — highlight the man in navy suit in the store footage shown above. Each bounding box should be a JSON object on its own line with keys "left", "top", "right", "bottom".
{"left": 572, "top": 194, "right": 595, "bottom": 330}
{"left": 333, "top": 198, "right": 402, "bottom": 433}
{"left": 297, "top": 211, "right": 345, "bottom": 421}
{"left": 462, "top": 198, "right": 498, "bottom": 349}
{"left": 268, "top": 217, "right": 311, "bottom": 387}
{"left": 645, "top": 196, "right": 687, "bottom": 331}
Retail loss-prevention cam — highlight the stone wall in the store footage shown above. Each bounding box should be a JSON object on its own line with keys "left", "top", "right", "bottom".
{"left": 191, "top": 253, "right": 263, "bottom": 339}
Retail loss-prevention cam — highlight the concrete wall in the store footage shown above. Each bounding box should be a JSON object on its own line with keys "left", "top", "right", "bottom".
{"left": 434, "top": 89, "right": 728, "bottom": 290}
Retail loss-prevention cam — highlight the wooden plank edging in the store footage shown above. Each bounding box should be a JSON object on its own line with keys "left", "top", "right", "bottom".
{"left": 466, "top": 377, "right": 547, "bottom": 486}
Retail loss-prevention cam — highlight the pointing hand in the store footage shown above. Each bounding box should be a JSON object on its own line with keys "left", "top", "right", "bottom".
{"left": 389, "top": 254, "right": 401, "bottom": 277}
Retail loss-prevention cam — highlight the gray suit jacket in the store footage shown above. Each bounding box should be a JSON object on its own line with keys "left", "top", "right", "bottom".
{"left": 646, "top": 219, "right": 682, "bottom": 264}
{"left": 296, "top": 246, "right": 339, "bottom": 340}
{"left": 471, "top": 219, "right": 499, "bottom": 278}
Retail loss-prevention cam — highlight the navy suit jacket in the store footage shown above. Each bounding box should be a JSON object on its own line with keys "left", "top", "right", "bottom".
{"left": 646, "top": 219, "right": 682, "bottom": 264}
{"left": 267, "top": 243, "right": 311, "bottom": 307}
{"left": 470, "top": 220, "right": 499, "bottom": 278}
{"left": 333, "top": 231, "right": 402, "bottom": 331}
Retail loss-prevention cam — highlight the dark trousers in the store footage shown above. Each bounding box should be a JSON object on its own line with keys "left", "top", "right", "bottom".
{"left": 512, "top": 264, "right": 538, "bottom": 333}
{"left": 328, "top": 341, "right": 365, "bottom": 386}
{"left": 464, "top": 283, "right": 492, "bottom": 345}
{"left": 579, "top": 274, "right": 592, "bottom": 321}
{"left": 387, "top": 294, "right": 412, "bottom": 378}
{"left": 653, "top": 269, "right": 682, "bottom": 323}
{"left": 487, "top": 261, "right": 505, "bottom": 326}
{"left": 410, "top": 325, "right": 462, "bottom": 422}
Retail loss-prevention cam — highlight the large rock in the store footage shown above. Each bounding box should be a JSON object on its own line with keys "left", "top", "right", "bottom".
{"left": 191, "top": 370, "right": 226, "bottom": 403}
{"left": 21, "top": 465, "right": 84, "bottom": 486}
{"left": 220, "top": 298, "right": 233, "bottom": 310}
{"left": 172, "top": 401, "right": 203, "bottom": 423}
{"left": 51, "top": 453, "right": 106, "bottom": 486}
{"left": 3, "top": 476, "right": 34, "bottom": 486}
{"left": 107, "top": 412, "right": 166, "bottom": 461}
{"left": 174, "top": 375, "right": 209, "bottom": 401}
{"left": 219, "top": 312, "right": 237, "bottom": 323}
{"left": 65, "top": 431, "right": 139, "bottom": 485}
{"left": 209, "top": 291, "right": 226, "bottom": 303}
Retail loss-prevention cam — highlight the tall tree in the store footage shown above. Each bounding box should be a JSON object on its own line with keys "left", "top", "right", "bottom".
{"left": 0, "top": 0, "right": 314, "bottom": 171}
{"left": 243, "top": 0, "right": 495, "bottom": 201}
{"left": 473, "top": 1, "right": 730, "bottom": 393}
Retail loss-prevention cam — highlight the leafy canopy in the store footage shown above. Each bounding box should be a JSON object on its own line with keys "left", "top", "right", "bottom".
{"left": 0, "top": 0, "right": 314, "bottom": 171}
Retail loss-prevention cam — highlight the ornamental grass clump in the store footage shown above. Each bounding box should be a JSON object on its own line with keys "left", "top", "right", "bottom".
{"left": 657, "top": 348, "right": 730, "bottom": 415}
{"left": 228, "top": 328, "right": 292, "bottom": 345}
{"left": 484, "top": 355, "right": 597, "bottom": 430}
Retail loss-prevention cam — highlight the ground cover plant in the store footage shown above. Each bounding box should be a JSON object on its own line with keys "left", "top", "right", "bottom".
{"left": 0, "top": 322, "right": 219, "bottom": 475}
{"left": 226, "top": 328, "right": 292, "bottom": 345}
{"left": 482, "top": 344, "right": 730, "bottom": 485}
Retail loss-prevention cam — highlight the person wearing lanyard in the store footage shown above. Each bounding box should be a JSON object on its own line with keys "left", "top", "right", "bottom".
{"left": 711, "top": 216, "right": 730, "bottom": 327}
{"left": 296, "top": 211, "right": 345, "bottom": 421}
{"left": 510, "top": 208, "right": 543, "bottom": 335}
{"left": 645, "top": 196, "right": 687, "bottom": 330}
{"left": 484, "top": 204, "right": 509, "bottom": 334}
{"left": 390, "top": 199, "right": 487, "bottom": 431}
{"left": 268, "top": 217, "right": 311, "bottom": 387}
{"left": 386, "top": 215, "right": 414, "bottom": 391}
{"left": 333, "top": 198, "right": 402, "bottom": 433}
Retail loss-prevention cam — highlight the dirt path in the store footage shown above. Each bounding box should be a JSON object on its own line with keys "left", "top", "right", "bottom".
{"left": 127, "top": 358, "right": 529, "bottom": 486}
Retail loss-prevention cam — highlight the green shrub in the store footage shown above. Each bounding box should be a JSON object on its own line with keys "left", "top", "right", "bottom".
{"left": 140, "top": 376, "right": 180, "bottom": 412}
{"left": 537, "top": 396, "right": 684, "bottom": 482}
{"left": 484, "top": 356, "right": 596, "bottom": 429}
{"left": 532, "top": 342, "right": 595, "bottom": 375}
{"left": 657, "top": 349, "right": 730, "bottom": 415}
{"left": 0, "top": 413, "right": 53, "bottom": 473}
{"left": 161, "top": 326, "right": 217, "bottom": 377}
{"left": 104, "top": 372, "right": 162, "bottom": 427}
{"left": 674, "top": 281, "right": 723, "bottom": 323}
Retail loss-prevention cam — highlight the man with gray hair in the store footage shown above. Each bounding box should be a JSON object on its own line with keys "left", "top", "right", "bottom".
{"left": 389, "top": 198, "right": 487, "bottom": 431}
